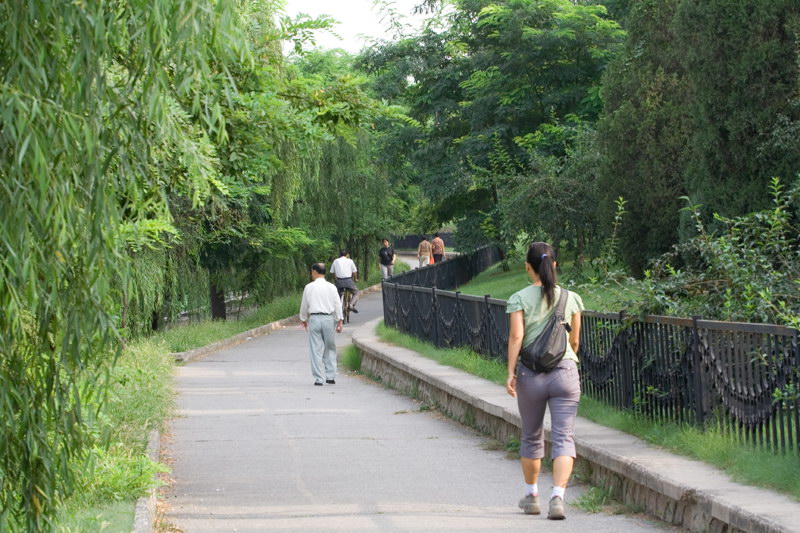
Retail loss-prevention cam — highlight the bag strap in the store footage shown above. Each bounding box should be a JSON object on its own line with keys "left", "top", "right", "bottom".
{"left": 555, "top": 288, "right": 569, "bottom": 320}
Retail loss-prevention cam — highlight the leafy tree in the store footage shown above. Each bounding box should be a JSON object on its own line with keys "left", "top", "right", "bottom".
{"left": 597, "top": 0, "right": 691, "bottom": 274}
{"left": 598, "top": 0, "right": 800, "bottom": 274}
{"left": 290, "top": 50, "right": 412, "bottom": 276}
{"left": 674, "top": 0, "right": 800, "bottom": 219}
{"left": 0, "top": 0, "right": 245, "bottom": 528}
{"left": 359, "top": 0, "right": 624, "bottom": 251}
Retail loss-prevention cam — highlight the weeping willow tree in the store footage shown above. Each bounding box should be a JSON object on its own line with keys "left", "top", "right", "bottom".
{"left": 296, "top": 133, "right": 405, "bottom": 279}
{"left": 0, "top": 0, "right": 245, "bottom": 529}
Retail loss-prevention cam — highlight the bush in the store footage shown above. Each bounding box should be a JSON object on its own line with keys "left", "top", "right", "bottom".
{"left": 635, "top": 177, "right": 800, "bottom": 327}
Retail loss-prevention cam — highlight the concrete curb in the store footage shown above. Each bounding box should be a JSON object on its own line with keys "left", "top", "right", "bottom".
{"left": 353, "top": 317, "right": 800, "bottom": 533}
{"left": 171, "top": 315, "right": 302, "bottom": 363}
{"left": 171, "top": 282, "right": 383, "bottom": 363}
{"left": 131, "top": 430, "right": 160, "bottom": 533}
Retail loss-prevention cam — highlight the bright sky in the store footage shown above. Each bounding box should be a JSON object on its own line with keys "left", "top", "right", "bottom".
{"left": 282, "top": 0, "right": 431, "bottom": 54}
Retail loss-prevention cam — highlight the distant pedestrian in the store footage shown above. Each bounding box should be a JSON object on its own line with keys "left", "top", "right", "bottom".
{"left": 417, "top": 236, "right": 432, "bottom": 268}
{"left": 431, "top": 232, "right": 445, "bottom": 264}
{"left": 299, "top": 263, "right": 344, "bottom": 386}
{"left": 505, "top": 242, "right": 584, "bottom": 520}
{"left": 379, "top": 238, "right": 396, "bottom": 279}
{"left": 332, "top": 249, "right": 360, "bottom": 313}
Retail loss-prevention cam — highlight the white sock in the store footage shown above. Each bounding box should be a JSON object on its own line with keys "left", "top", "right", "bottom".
{"left": 551, "top": 486, "right": 565, "bottom": 499}
{"left": 525, "top": 483, "right": 538, "bottom": 496}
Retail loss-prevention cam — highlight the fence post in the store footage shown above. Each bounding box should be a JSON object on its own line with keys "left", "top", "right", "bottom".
{"left": 382, "top": 280, "right": 388, "bottom": 325}
{"left": 455, "top": 291, "right": 463, "bottom": 348}
{"left": 484, "top": 295, "right": 493, "bottom": 358}
{"left": 390, "top": 283, "right": 398, "bottom": 327}
{"left": 691, "top": 316, "right": 707, "bottom": 426}
{"left": 619, "top": 311, "right": 634, "bottom": 409}
{"left": 412, "top": 287, "right": 419, "bottom": 338}
{"left": 432, "top": 286, "right": 439, "bottom": 348}
{"left": 794, "top": 330, "right": 800, "bottom": 455}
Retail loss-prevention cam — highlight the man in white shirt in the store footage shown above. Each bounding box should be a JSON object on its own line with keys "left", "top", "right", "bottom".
{"left": 331, "top": 249, "right": 360, "bottom": 313}
{"left": 299, "top": 263, "right": 344, "bottom": 386}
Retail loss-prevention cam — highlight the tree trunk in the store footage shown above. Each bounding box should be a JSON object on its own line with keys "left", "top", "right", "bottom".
{"left": 363, "top": 235, "right": 370, "bottom": 282}
{"left": 210, "top": 282, "right": 226, "bottom": 320}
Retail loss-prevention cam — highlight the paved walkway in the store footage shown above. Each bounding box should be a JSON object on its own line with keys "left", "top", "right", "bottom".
{"left": 162, "top": 291, "right": 675, "bottom": 532}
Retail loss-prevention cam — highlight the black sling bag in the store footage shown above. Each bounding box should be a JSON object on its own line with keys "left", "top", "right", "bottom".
{"left": 518, "top": 289, "right": 571, "bottom": 373}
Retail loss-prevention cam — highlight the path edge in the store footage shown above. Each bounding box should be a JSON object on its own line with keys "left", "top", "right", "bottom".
{"left": 131, "top": 429, "right": 160, "bottom": 533}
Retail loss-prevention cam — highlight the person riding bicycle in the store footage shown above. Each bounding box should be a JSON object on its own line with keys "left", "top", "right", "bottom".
{"left": 331, "top": 249, "right": 360, "bottom": 314}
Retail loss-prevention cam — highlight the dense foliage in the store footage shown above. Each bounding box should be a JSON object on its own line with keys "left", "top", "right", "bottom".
{"left": 600, "top": 0, "right": 800, "bottom": 272}
{"left": 0, "top": 1, "right": 245, "bottom": 528}
{"left": 358, "top": 0, "right": 800, "bottom": 282}
{"left": 638, "top": 178, "right": 800, "bottom": 328}
{"left": 0, "top": 1, "right": 407, "bottom": 529}
{"left": 358, "top": 0, "right": 625, "bottom": 252}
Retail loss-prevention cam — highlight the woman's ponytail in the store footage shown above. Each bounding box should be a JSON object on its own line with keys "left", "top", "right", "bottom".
{"left": 527, "top": 242, "right": 558, "bottom": 307}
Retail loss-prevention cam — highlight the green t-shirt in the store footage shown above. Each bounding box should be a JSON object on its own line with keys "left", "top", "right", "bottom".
{"left": 505, "top": 285, "right": 585, "bottom": 362}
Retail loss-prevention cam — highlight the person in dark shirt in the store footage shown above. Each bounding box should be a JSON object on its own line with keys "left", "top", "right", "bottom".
{"left": 378, "top": 238, "right": 396, "bottom": 279}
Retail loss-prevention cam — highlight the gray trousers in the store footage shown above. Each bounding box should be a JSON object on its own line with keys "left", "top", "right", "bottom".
{"left": 380, "top": 264, "right": 394, "bottom": 279}
{"left": 308, "top": 314, "right": 337, "bottom": 383}
{"left": 516, "top": 359, "right": 581, "bottom": 459}
{"left": 335, "top": 277, "right": 360, "bottom": 307}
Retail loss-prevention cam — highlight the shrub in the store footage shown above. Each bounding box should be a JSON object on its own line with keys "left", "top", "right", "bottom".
{"left": 635, "top": 177, "right": 800, "bottom": 327}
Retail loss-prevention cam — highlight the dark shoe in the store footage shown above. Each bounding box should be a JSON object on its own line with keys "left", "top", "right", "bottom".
{"left": 518, "top": 493, "right": 540, "bottom": 515}
{"left": 326, "top": 379, "right": 336, "bottom": 384}
{"left": 349, "top": 306, "right": 359, "bottom": 314}
{"left": 547, "top": 496, "right": 565, "bottom": 520}
{"left": 314, "top": 381, "right": 323, "bottom": 386}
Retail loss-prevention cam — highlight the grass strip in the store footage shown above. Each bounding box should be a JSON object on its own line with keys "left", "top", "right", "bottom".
{"left": 341, "top": 345, "right": 363, "bottom": 372}
{"left": 457, "top": 261, "right": 642, "bottom": 312}
{"left": 155, "top": 292, "right": 303, "bottom": 353}
{"left": 59, "top": 338, "right": 175, "bottom": 531}
{"left": 155, "top": 262, "right": 409, "bottom": 354}
{"left": 374, "top": 322, "right": 800, "bottom": 501}
{"left": 376, "top": 322, "right": 507, "bottom": 385}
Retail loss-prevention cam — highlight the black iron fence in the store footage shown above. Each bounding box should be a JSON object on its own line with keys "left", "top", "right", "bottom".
{"left": 386, "top": 244, "right": 502, "bottom": 290}
{"left": 382, "top": 256, "right": 800, "bottom": 453}
{"left": 391, "top": 232, "right": 454, "bottom": 249}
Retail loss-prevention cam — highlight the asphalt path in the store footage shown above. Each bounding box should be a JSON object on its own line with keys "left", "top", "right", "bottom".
{"left": 395, "top": 252, "right": 419, "bottom": 270}
{"left": 162, "top": 290, "right": 673, "bottom": 532}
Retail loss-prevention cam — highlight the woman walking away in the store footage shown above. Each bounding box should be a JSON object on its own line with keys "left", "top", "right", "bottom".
{"left": 505, "top": 242, "right": 583, "bottom": 520}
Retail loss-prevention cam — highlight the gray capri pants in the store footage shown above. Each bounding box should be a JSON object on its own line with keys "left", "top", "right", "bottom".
{"left": 516, "top": 359, "right": 581, "bottom": 459}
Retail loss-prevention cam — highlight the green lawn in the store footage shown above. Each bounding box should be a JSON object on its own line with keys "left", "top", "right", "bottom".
{"left": 457, "top": 261, "right": 644, "bottom": 313}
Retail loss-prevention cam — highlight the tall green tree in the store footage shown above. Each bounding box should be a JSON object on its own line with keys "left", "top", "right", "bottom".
{"left": 358, "top": 0, "right": 624, "bottom": 251}
{"left": 290, "top": 50, "right": 411, "bottom": 276}
{"left": 597, "top": 0, "right": 691, "bottom": 273}
{"left": 0, "top": 0, "right": 244, "bottom": 529}
{"left": 598, "top": 0, "right": 800, "bottom": 274}
{"left": 675, "top": 0, "right": 800, "bottom": 218}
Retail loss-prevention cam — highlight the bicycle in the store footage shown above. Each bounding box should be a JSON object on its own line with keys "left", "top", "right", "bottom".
{"left": 341, "top": 288, "right": 352, "bottom": 324}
